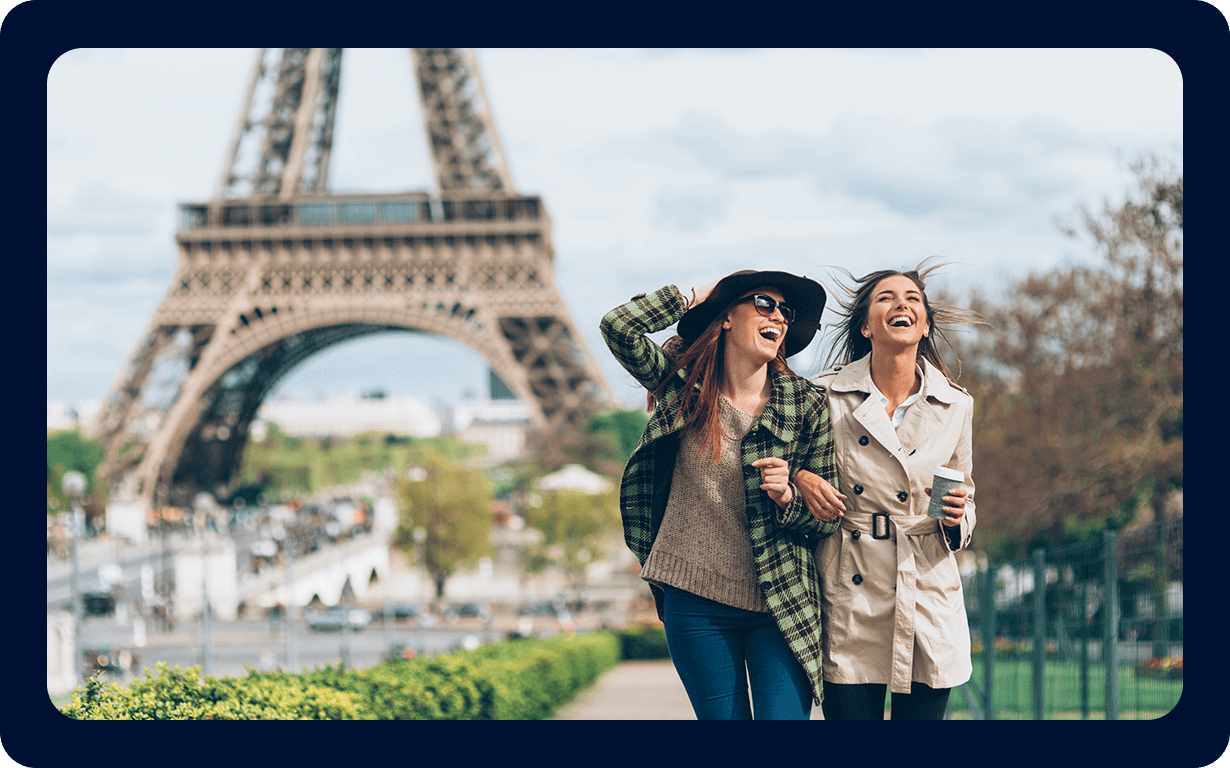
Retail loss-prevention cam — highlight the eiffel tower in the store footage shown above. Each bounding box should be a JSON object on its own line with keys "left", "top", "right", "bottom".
{"left": 92, "top": 48, "right": 616, "bottom": 510}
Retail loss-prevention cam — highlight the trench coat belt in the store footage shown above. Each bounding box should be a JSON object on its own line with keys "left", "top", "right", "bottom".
{"left": 838, "top": 509, "right": 942, "bottom": 694}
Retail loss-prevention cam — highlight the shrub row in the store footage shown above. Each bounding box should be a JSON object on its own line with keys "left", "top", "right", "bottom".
{"left": 617, "top": 623, "right": 670, "bottom": 660}
{"left": 61, "top": 631, "right": 621, "bottom": 720}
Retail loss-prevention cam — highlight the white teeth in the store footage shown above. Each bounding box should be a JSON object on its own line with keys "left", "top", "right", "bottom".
{"left": 760, "top": 327, "right": 781, "bottom": 339}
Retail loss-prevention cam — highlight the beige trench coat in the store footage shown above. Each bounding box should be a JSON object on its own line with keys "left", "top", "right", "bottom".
{"left": 811, "top": 353, "right": 976, "bottom": 694}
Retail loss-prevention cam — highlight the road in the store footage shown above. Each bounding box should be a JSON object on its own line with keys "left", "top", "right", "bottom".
{"left": 48, "top": 545, "right": 173, "bottom": 613}
{"left": 49, "top": 508, "right": 633, "bottom": 687}
{"left": 73, "top": 611, "right": 575, "bottom": 683}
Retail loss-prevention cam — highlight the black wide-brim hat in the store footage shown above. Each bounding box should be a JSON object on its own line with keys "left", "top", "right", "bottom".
{"left": 677, "top": 270, "right": 827, "bottom": 358}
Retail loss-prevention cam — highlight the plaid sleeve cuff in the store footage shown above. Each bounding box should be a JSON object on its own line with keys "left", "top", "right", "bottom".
{"left": 777, "top": 483, "right": 840, "bottom": 538}
{"left": 600, "top": 285, "right": 689, "bottom": 391}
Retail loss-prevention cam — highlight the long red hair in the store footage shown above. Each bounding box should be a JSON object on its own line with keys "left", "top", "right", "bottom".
{"left": 649, "top": 302, "right": 793, "bottom": 464}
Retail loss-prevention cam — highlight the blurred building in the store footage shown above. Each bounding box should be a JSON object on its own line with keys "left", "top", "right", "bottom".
{"left": 447, "top": 399, "right": 533, "bottom": 466}
{"left": 251, "top": 387, "right": 533, "bottom": 466}
{"left": 253, "top": 393, "right": 443, "bottom": 439}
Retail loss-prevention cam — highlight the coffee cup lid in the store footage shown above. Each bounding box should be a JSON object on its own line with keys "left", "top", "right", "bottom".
{"left": 933, "top": 466, "right": 964, "bottom": 482}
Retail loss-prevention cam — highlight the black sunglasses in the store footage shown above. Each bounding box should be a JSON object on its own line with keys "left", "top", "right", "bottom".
{"left": 734, "top": 294, "right": 796, "bottom": 324}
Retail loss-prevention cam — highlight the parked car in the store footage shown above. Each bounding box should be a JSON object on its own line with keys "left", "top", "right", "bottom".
{"left": 518, "top": 601, "right": 560, "bottom": 617}
{"left": 517, "top": 600, "right": 573, "bottom": 630}
{"left": 372, "top": 602, "right": 421, "bottom": 620}
{"left": 444, "top": 602, "right": 492, "bottom": 623}
{"left": 81, "top": 584, "right": 116, "bottom": 616}
{"left": 305, "top": 606, "right": 371, "bottom": 632}
{"left": 371, "top": 602, "right": 439, "bottom": 627}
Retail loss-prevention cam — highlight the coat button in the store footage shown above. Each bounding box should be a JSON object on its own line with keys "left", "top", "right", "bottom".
{"left": 760, "top": 581, "right": 772, "bottom": 592}
{"left": 753, "top": 546, "right": 764, "bottom": 557}
{"left": 851, "top": 530, "right": 861, "bottom": 541}
{"left": 853, "top": 485, "right": 863, "bottom": 495}
{"left": 897, "top": 491, "right": 909, "bottom": 502}
{"left": 859, "top": 436, "right": 869, "bottom": 446}
{"left": 852, "top": 574, "right": 863, "bottom": 585}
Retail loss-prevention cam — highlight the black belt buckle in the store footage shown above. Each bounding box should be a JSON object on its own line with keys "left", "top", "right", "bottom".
{"left": 872, "top": 512, "right": 891, "bottom": 540}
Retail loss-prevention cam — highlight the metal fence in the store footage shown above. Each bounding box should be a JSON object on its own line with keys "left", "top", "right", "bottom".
{"left": 952, "top": 519, "right": 1182, "bottom": 719}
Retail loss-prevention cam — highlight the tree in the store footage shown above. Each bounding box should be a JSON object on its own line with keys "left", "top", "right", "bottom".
{"left": 392, "top": 449, "right": 493, "bottom": 604}
{"left": 534, "top": 408, "right": 649, "bottom": 478}
{"left": 957, "top": 152, "right": 1182, "bottom": 558}
{"left": 522, "top": 487, "right": 621, "bottom": 598}
{"left": 47, "top": 429, "right": 105, "bottom": 515}
{"left": 259, "top": 421, "right": 304, "bottom": 450}
{"left": 587, "top": 409, "right": 648, "bottom": 463}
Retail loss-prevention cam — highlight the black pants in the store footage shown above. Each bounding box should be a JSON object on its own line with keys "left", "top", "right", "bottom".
{"left": 821, "top": 681, "right": 951, "bottom": 720}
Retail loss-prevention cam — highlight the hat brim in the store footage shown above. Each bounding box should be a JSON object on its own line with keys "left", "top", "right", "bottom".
{"left": 677, "top": 270, "right": 826, "bottom": 358}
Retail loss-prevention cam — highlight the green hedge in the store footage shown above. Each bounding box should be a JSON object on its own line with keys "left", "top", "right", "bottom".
{"left": 61, "top": 632, "right": 621, "bottom": 721}
{"left": 617, "top": 624, "right": 670, "bottom": 660}
{"left": 58, "top": 663, "right": 366, "bottom": 720}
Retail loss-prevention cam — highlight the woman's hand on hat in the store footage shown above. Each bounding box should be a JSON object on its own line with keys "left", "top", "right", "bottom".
{"left": 690, "top": 279, "right": 719, "bottom": 309}
{"left": 795, "top": 469, "right": 846, "bottom": 522}
{"left": 752, "top": 457, "right": 793, "bottom": 509}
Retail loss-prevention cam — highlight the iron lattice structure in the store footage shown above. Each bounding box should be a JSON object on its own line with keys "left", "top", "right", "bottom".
{"left": 93, "top": 48, "right": 616, "bottom": 509}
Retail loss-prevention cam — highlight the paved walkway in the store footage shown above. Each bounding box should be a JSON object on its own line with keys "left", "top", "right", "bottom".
{"left": 554, "top": 660, "right": 824, "bottom": 720}
{"left": 554, "top": 660, "right": 695, "bottom": 720}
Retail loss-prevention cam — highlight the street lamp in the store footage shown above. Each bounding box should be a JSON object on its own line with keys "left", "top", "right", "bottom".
{"left": 284, "top": 524, "right": 299, "bottom": 674}
{"left": 413, "top": 526, "right": 428, "bottom": 603}
{"left": 193, "top": 491, "right": 215, "bottom": 676}
{"left": 413, "top": 526, "right": 427, "bottom": 652}
{"left": 61, "top": 471, "right": 86, "bottom": 689}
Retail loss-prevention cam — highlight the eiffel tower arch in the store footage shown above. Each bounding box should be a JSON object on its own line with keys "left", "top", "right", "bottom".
{"left": 92, "top": 48, "right": 616, "bottom": 511}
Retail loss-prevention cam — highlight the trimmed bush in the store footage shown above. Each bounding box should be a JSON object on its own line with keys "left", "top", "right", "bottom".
{"left": 60, "top": 632, "right": 621, "bottom": 721}
{"left": 60, "top": 663, "right": 366, "bottom": 720}
{"left": 617, "top": 624, "right": 670, "bottom": 660}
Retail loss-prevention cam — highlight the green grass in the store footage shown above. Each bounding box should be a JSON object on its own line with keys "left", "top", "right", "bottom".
{"left": 949, "top": 658, "right": 1182, "bottom": 719}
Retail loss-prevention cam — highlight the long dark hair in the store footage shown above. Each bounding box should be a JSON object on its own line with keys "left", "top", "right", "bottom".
{"left": 648, "top": 298, "right": 792, "bottom": 464}
{"left": 822, "top": 257, "right": 988, "bottom": 378}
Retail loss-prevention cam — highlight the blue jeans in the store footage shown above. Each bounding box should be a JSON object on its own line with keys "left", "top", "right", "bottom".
{"left": 661, "top": 585, "right": 813, "bottom": 720}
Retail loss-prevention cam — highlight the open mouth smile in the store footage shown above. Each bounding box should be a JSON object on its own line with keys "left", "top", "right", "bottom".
{"left": 759, "top": 326, "right": 783, "bottom": 342}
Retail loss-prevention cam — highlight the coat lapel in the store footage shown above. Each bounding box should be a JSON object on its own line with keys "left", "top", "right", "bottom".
{"left": 833, "top": 355, "right": 912, "bottom": 476}
{"left": 756, "top": 369, "right": 800, "bottom": 447}
{"left": 896, "top": 359, "right": 956, "bottom": 456}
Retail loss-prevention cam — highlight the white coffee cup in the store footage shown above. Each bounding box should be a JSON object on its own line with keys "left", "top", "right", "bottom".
{"left": 927, "top": 466, "right": 965, "bottom": 519}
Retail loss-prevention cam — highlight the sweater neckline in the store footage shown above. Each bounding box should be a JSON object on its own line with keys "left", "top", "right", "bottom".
{"left": 719, "top": 393, "right": 763, "bottom": 420}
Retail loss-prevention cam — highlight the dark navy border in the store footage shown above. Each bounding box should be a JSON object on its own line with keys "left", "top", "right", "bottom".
{"left": 5, "top": 1, "right": 1223, "bottom": 766}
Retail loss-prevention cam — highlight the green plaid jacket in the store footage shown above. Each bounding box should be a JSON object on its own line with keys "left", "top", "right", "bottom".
{"left": 600, "top": 285, "right": 840, "bottom": 704}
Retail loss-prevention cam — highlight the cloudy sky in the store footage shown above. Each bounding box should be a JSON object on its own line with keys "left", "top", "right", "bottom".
{"left": 47, "top": 47, "right": 1183, "bottom": 413}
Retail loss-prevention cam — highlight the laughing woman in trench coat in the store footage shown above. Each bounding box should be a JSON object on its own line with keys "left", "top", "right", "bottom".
{"left": 793, "top": 259, "right": 988, "bottom": 720}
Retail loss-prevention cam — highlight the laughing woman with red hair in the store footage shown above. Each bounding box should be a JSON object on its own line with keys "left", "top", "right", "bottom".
{"left": 600, "top": 270, "right": 840, "bottom": 720}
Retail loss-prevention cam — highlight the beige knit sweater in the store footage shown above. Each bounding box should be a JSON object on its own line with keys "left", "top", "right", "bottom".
{"left": 641, "top": 396, "right": 769, "bottom": 613}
